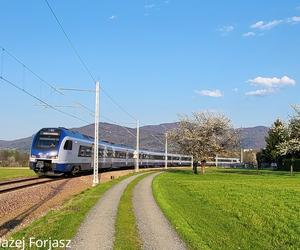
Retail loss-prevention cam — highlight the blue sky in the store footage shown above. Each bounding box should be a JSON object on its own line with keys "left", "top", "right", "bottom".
{"left": 1, "top": 0, "right": 300, "bottom": 139}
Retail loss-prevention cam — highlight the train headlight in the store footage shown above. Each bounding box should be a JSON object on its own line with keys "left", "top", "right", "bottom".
{"left": 48, "top": 151, "right": 58, "bottom": 159}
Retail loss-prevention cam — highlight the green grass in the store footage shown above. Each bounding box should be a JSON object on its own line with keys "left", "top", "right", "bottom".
{"left": 153, "top": 168, "right": 300, "bottom": 250}
{"left": 114, "top": 173, "right": 153, "bottom": 250}
{"left": 0, "top": 167, "right": 35, "bottom": 181}
{"left": 10, "top": 173, "right": 137, "bottom": 250}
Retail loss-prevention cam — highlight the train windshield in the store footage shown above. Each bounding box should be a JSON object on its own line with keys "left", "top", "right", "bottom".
{"left": 34, "top": 129, "right": 61, "bottom": 149}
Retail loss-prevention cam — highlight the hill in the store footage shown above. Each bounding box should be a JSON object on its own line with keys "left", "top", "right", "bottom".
{"left": 0, "top": 123, "right": 268, "bottom": 152}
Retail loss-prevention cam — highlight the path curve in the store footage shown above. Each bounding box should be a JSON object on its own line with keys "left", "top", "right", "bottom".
{"left": 133, "top": 172, "right": 186, "bottom": 250}
{"left": 72, "top": 174, "right": 142, "bottom": 250}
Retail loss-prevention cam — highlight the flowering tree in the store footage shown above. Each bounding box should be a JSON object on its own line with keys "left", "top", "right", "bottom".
{"left": 169, "top": 111, "right": 238, "bottom": 162}
{"left": 277, "top": 106, "right": 300, "bottom": 158}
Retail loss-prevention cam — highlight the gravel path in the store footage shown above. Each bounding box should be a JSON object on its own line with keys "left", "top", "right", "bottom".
{"left": 71, "top": 174, "right": 142, "bottom": 250}
{"left": 133, "top": 172, "right": 186, "bottom": 250}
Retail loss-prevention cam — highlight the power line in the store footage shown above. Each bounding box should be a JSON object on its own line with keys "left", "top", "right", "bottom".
{"left": 139, "top": 121, "right": 166, "bottom": 145}
{"left": 44, "top": 0, "right": 96, "bottom": 83}
{"left": 151, "top": 134, "right": 164, "bottom": 146}
{"left": 44, "top": 0, "right": 137, "bottom": 121}
{"left": 0, "top": 48, "right": 4, "bottom": 77}
{"left": 98, "top": 115, "right": 137, "bottom": 138}
{"left": 0, "top": 46, "right": 64, "bottom": 95}
{"left": 101, "top": 89, "right": 137, "bottom": 121}
{"left": 58, "top": 87, "right": 136, "bottom": 137}
{"left": 0, "top": 75, "right": 90, "bottom": 124}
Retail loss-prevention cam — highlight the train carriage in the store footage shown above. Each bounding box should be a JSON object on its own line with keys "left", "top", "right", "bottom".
{"left": 29, "top": 127, "right": 192, "bottom": 176}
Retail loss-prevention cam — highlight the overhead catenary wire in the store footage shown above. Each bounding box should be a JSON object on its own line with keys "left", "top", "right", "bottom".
{"left": 44, "top": 0, "right": 137, "bottom": 121}
{"left": 0, "top": 75, "right": 90, "bottom": 124}
{"left": 44, "top": 0, "right": 96, "bottom": 83}
{"left": 0, "top": 48, "right": 4, "bottom": 77}
{"left": 0, "top": 46, "right": 64, "bottom": 95}
{"left": 58, "top": 88, "right": 137, "bottom": 138}
{"left": 139, "top": 121, "right": 166, "bottom": 146}
{"left": 151, "top": 134, "right": 164, "bottom": 146}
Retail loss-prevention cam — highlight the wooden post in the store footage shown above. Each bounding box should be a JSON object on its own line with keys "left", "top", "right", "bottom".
{"left": 201, "top": 160, "right": 206, "bottom": 174}
{"left": 291, "top": 158, "right": 294, "bottom": 176}
{"left": 193, "top": 160, "right": 198, "bottom": 174}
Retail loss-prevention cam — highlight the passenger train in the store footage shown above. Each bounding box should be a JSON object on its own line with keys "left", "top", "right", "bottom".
{"left": 29, "top": 127, "right": 192, "bottom": 176}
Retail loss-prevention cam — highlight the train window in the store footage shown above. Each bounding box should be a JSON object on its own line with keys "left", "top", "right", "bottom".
{"left": 115, "top": 151, "right": 126, "bottom": 158}
{"left": 63, "top": 140, "right": 73, "bottom": 150}
{"left": 143, "top": 154, "right": 149, "bottom": 159}
{"left": 107, "top": 149, "right": 115, "bottom": 158}
{"left": 99, "top": 148, "right": 105, "bottom": 158}
{"left": 78, "top": 145, "right": 92, "bottom": 157}
{"left": 128, "top": 152, "right": 134, "bottom": 158}
{"left": 152, "top": 155, "right": 164, "bottom": 160}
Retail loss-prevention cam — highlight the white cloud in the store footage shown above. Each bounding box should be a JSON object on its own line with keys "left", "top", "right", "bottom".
{"left": 233, "top": 88, "right": 238, "bottom": 92}
{"left": 245, "top": 88, "right": 275, "bottom": 96}
{"left": 248, "top": 76, "right": 296, "bottom": 87}
{"left": 249, "top": 16, "right": 300, "bottom": 33}
{"left": 219, "top": 25, "right": 234, "bottom": 34}
{"left": 286, "top": 16, "right": 300, "bottom": 23}
{"left": 109, "top": 15, "right": 117, "bottom": 20}
{"left": 243, "top": 31, "right": 255, "bottom": 37}
{"left": 250, "top": 19, "right": 283, "bottom": 30}
{"left": 195, "top": 89, "right": 223, "bottom": 97}
{"left": 246, "top": 75, "right": 296, "bottom": 97}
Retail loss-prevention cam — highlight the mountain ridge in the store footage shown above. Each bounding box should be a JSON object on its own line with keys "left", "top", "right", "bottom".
{"left": 0, "top": 123, "right": 268, "bottom": 152}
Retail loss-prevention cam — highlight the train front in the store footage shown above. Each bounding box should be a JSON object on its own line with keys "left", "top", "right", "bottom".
{"left": 29, "top": 128, "right": 62, "bottom": 175}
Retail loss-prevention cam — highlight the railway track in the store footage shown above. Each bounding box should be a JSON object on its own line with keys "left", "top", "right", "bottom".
{"left": 0, "top": 177, "right": 64, "bottom": 194}
{"left": 0, "top": 166, "right": 172, "bottom": 195}
{"left": 0, "top": 176, "right": 40, "bottom": 186}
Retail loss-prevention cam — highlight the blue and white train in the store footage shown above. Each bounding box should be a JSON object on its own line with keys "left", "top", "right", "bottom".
{"left": 29, "top": 127, "right": 192, "bottom": 176}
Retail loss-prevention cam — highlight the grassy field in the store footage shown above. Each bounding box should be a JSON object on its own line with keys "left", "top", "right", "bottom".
{"left": 0, "top": 167, "right": 36, "bottom": 181}
{"left": 114, "top": 173, "right": 152, "bottom": 250}
{"left": 10, "top": 173, "right": 138, "bottom": 250}
{"left": 153, "top": 168, "right": 300, "bottom": 250}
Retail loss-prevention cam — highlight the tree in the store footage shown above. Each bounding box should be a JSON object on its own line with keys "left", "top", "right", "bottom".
{"left": 276, "top": 106, "right": 300, "bottom": 174}
{"left": 264, "top": 119, "right": 288, "bottom": 163}
{"left": 277, "top": 106, "right": 300, "bottom": 158}
{"left": 169, "top": 111, "right": 238, "bottom": 162}
{"left": 243, "top": 149, "right": 257, "bottom": 167}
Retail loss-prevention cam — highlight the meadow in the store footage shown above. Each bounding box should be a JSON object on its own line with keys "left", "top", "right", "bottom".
{"left": 0, "top": 167, "right": 36, "bottom": 181}
{"left": 153, "top": 168, "right": 300, "bottom": 249}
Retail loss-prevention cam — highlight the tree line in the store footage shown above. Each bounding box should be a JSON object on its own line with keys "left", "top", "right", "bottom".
{"left": 0, "top": 150, "right": 29, "bottom": 167}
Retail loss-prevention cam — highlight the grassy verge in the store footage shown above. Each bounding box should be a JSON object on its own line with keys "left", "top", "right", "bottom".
{"left": 0, "top": 167, "right": 35, "bottom": 181}
{"left": 153, "top": 168, "right": 300, "bottom": 249}
{"left": 114, "top": 172, "right": 153, "bottom": 250}
{"left": 10, "top": 173, "right": 137, "bottom": 250}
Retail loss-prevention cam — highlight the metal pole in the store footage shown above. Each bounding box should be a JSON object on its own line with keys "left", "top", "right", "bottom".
{"left": 165, "top": 132, "right": 168, "bottom": 169}
{"left": 92, "top": 81, "right": 100, "bottom": 186}
{"left": 240, "top": 148, "right": 243, "bottom": 163}
{"left": 191, "top": 155, "right": 193, "bottom": 169}
{"left": 135, "top": 120, "right": 140, "bottom": 172}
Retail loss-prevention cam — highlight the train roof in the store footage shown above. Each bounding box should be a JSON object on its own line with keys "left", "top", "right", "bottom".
{"left": 57, "top": 127, "right": 134, "bottom": 150}
{"left": 38, "top": 127, "right": 192, "bottom": 157}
